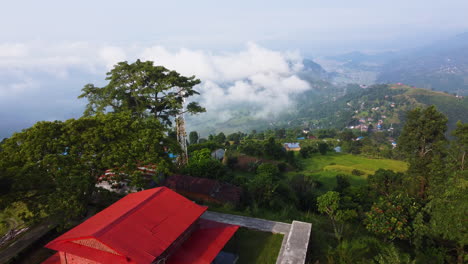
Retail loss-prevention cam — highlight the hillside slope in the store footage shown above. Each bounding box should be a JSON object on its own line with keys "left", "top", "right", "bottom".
{"left": 294, "top": 84, "right": 468, "bottom": 133}
{"left": 377, "top": 33, "right": 468, "bottom": 95}
{"left": 188, "top": 84, "right": 468, "bottom": 135}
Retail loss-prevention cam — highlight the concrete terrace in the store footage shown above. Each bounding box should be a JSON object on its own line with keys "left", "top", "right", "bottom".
{"left": 201, "top": 211, "right": 312, "bottom": 264}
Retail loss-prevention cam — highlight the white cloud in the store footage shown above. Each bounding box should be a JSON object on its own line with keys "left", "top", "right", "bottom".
{"left": 0, "top": 41, "right": 311, "bottom": 138}
{"left": 99, "top": 46, "right": 127, "bottom": 69}
{"left": 0, "top": 43, "right": 28, "bottom": 57}
{"left": 140, "top": 42, "right": 310, "bottom": 118}
{"left": 0, "top": 79, "right": 38, "bottom": 97}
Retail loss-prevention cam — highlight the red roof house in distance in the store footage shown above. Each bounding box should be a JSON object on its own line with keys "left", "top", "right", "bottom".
{"left": 42, "top": 187, "right": 238, "bottom": 264}
{"left": 164, "top": 174, "right": 242, "bottom": 205}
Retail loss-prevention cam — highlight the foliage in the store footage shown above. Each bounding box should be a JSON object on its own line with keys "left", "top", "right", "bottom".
{"left": 367, "top": 169, "right": 405, "bottom": 197}
{"left": 190, "top": 148, "right": 212, "bottom": 162}
{"left": 397, "top": 106, "right": 448, "bottom": 198}
{"left": 248, "top": 164, "right": 281, "bottom": 207}
{"left": 183, "top": 148, "right": 226, "bottom": 179}
{"left": 317, "top": 191, "right": 357, "bottom": 242}
{"left": 188, "top": 131, "right": 199, "bottom": 145}
{"left": 364, "top": 194, "right": 420, "bottom": 241}
{"left": 289, "top": 174, "right": 320, "bottom": 211}
{"left": 299, "top": 145, "right": 318, "bottom": 158}
{"left": 238, "top": 138, "right": 286, "bottom": 160}
{"left": 417, "top": 176, "right": 468, "bottom": 263}
{"left": 187, "top": 141, "right": 223, "bottom": 153}
{"left": 450, "top": 121, "right": 468, "bottom": 171}
{"left": 214, "top": 132, "right": 226, "bottom": 144}
{"left": 351, "top": 169, "right": 365, "bottom": 176}
{"left": 374, "top": 243, "right": 415, "bottom": 264}
{"left": 0, "top": 112, "right": 171, "bottom": 227}
{"left": 78, "top": 60, "right": 205, "bottom": 126}
{"left": 333, "top": 174, "right": 351, "bottom": 194}
{"left": 318, "top": 142, "right": 329, "bottom": 155}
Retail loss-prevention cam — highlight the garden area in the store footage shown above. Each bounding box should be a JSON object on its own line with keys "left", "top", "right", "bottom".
{"left": 290, "top": 152, "right": 408, "bottom": 190}
{"left": 222, "top": 228, "right": 284, "bottom": 264}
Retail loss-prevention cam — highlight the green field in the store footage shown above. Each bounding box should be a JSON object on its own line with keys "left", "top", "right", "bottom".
{"left": 222, "top": 228, "right": 283, "bottom": 264}
{"left": 292, "top": 153, "right": 407, "bottom": 190}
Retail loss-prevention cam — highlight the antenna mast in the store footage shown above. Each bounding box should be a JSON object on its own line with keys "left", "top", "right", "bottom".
{"left": 176, "top": 89, "right": 188, "bottom": 166}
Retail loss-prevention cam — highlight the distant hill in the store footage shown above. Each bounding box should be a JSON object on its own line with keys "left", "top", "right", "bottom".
{"left": 326, "top": 51, "right": 398, "bottom": 65}
{"left": 377, "top": 32, "right": 468, "bottom": 95}
{"left": 188, "top": 84, "right": 468, "bottom": 136}
{"left": 293, "top": 84, "right": 468, "bottom": 134}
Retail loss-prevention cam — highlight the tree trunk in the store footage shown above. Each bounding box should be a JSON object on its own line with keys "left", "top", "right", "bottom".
{"left": 457, "top": 244, "right": 465, "bottom": 264}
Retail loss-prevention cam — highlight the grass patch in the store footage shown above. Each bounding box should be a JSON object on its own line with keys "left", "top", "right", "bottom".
{"left": 223, "top": 228, "right": 283, "bottom": 264}
{"left": 292, "top": 153, "right": 407, "bottom": 190}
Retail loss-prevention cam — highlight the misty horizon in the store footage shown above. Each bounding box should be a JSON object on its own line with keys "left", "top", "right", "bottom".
{"left": 1, "top": 1, "right": 468, "bottom": 138}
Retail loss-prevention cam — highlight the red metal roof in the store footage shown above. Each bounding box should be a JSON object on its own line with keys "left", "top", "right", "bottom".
{"left": 41, "top": 253, "right": 60, "bottom": 264}
{"left": 167, "top": 219, "right": 239, "bottom": 264}
{"left": 45, "top": 187, "right": 208, "bottom": 264}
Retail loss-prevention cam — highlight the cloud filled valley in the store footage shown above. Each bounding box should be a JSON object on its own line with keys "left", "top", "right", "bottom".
{"left": 0, "top": 42, "right": 312, "bottom": 138}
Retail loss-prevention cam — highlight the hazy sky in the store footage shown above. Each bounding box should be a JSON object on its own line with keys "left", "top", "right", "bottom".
{"left": 1, "top": 1, "right": 468, "bottom": 138}
{"left": 1, "top": 0, "right": 467, "bottom": 54}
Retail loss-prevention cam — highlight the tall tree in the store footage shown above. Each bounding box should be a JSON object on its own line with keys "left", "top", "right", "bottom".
{"left": 79, "top": 60, "right": 205, "bottom": 126}
{"left": 189, "top": 131, "right": 199, "bottom": 145}
{"left": 0, "top": 112, "right": 172, "bottom": 227}
{"left": 450, "top": 121, "right": 468, "bottom": 171}
{"left": 422, "top": 176, "right": 467, "bottom": 264}
{"left": 317, "top": 191, "right": 357, "bottom": 242}
{"left": 397, "top": 106, "right": 448, "bottom": 198}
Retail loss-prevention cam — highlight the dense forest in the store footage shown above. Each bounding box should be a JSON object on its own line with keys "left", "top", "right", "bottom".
{"left": 0, "top": 61, "right": 467, "bottom": 263}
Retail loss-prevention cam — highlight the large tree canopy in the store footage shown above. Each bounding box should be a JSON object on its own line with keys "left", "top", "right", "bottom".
{"left": 79, "top": 60, "right": 205, "bottom": 126}
{"left": 0, "top": 112, "right": 174, "bottom": 226}
{"left": 397, "top": 105, "right": 448, "bottom": 198}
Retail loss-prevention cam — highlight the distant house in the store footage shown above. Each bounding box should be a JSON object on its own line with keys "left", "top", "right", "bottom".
{"left": 96, "top": 164, "right": 158, "bottom": 194}
{"left": 356, "top": 136, "right": 364, "bottom": 141}
{"left": 297, "top": 137, "right": 305, "bottom": 140}
{"left": 164, "top": 174, "right": 242, "bottom": 205}
{"left": 284, "top": 143, "right": 301, "bottom": 151}
{"left": 211, "top": 148, "right": 225, "bottom": 160}
{"left": 334, "top": 146, "right": 342, "bottom": 153}
{"left": 42, "top": 187, "right": 239, "bottom": 264}
{"left": 302, "top": 128, "right": 310, "bottom": 134}
{"left": 307, "top": 135, "right": 317, "bottom": 140}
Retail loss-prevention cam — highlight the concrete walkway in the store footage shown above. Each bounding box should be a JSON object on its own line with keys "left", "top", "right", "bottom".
{"left": 201, "top": 211, "right": 311, "bottom": 264}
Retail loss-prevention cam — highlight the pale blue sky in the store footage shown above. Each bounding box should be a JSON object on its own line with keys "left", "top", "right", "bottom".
{"left": 1, "top": 0, "right": 467, "bottom": 54}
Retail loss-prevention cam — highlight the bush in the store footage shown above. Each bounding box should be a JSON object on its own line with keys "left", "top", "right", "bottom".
{"left": 351, "top": 169, "right": 365, "bottom": 176}
{"left": 183, "top": 159, "right": 226, "bottom": 180}
{"left": 277, "top": 162, "right": 288, "bottom": 172}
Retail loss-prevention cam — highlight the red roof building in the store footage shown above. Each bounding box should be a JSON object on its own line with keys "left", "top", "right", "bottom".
{"left": 42, "top": 187, "right": 238, "bottom": 264}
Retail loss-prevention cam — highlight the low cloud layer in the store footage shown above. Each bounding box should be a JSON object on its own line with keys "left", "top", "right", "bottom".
{"left": 0, "top": 42, "right": 310, "bottom": 138}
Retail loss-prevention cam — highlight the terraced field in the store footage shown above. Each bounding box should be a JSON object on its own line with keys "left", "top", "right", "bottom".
{"left": 293, "top": 153, "right": 407, "bottom": 190}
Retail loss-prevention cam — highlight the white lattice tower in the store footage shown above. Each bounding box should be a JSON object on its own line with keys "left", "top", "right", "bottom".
{"left": 176, "top": 90, "right": 188, "bottom": 166}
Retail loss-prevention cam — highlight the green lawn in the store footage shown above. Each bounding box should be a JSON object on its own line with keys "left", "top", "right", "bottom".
{"left": 222, "top": 228, "right": 283, "bottom": 264}
{"left": 292, "top": 153, "right": 407, "bottom": 190}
